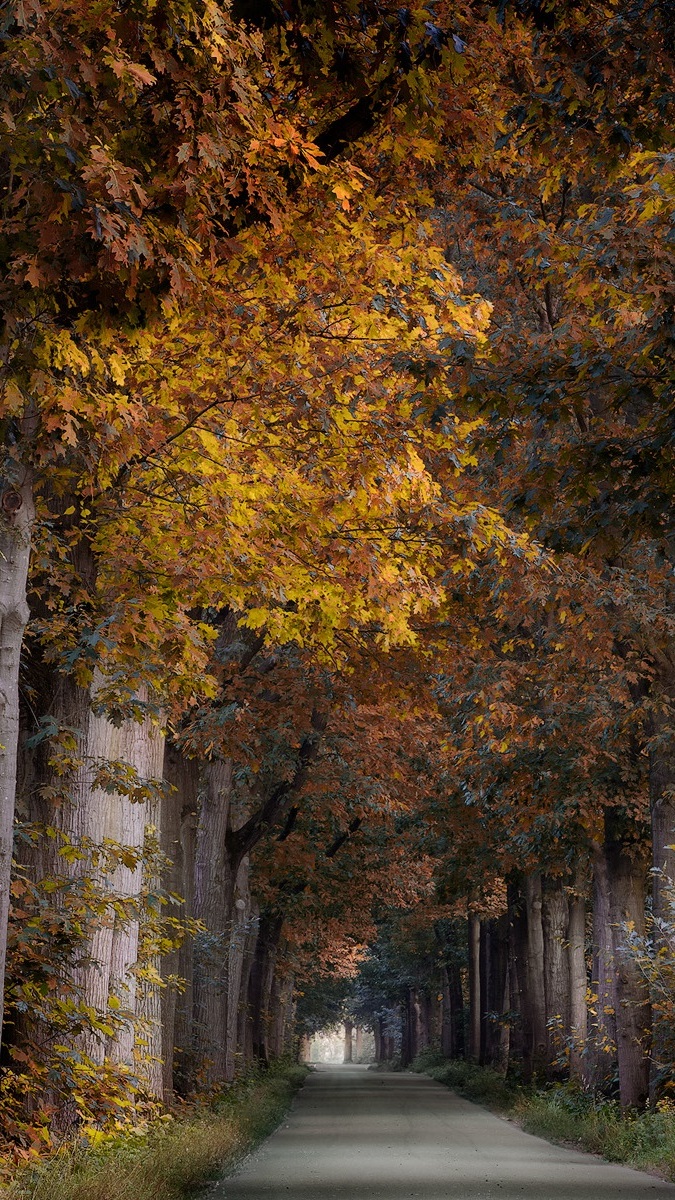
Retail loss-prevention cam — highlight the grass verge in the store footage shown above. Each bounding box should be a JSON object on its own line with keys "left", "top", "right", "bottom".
{"left": 413, "top": 1050, "right": 518, "bottom": 1111}
{"left": 5, "top": 1061, "right": 308, "bottom": 1200}
{"left": 413, "top": 1052, "right": 675, "bottom": 1182}
{"left": 518, "top": 1088, "right": 675, "bottom": 1180}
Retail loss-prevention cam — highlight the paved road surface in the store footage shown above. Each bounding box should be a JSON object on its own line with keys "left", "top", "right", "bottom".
{"left": 215, "top": 1064, "right": 675, "bottom": 1200}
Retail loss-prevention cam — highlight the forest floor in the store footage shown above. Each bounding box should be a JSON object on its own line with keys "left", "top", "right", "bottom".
{"left": 214, "top": 1062, "right": 675, "bottom": 1199}
{"left": 419, "top": 1057, "right": 675, "bottom": 1185}
{"left": 3, "top": 1062, "right": 307, "bottom": 1200}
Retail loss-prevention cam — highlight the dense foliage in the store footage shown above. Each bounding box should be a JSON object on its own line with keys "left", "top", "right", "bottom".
{"left": 0, "top": 0, "right": 674, "bottom": 1171}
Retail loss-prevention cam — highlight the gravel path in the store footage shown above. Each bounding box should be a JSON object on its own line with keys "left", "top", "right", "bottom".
{"left": 215, "top": 1063, "right": 675, "bottom": 1199}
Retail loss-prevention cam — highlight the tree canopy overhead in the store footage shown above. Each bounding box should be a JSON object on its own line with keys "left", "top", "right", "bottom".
{"left": 0, "top": 0, "right": 675, "bottom": 1160}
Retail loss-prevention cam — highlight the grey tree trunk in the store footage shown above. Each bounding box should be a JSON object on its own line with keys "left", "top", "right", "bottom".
{"left": 163, "top": 750, "right": 199, "bottom": 1096}
{"left": 0, "top": 471, "right": 34, "bottom": 1046}
{"left": 588, "top": 844, "right": 617, "bottom": 1091}
{"left": 343, "top": 1018, "right": 353, "bottom": 1063}
{"left": 525, "top": 872, "right": 548, "bottom": 1078}
{"left": 468, "top": 912, "right": 481, "bottom": 1061}
{"left": 193, "top": 758, "right": 233, "bottom": 1086}
{"left": 649, "top": 666, "right": 675, "bottom": 936}
{"left": 604, "top": 812, "right": 651, "bottom": 1109}
{"left": 542, "top": 876, "right": 570, "bottom": 1074}
{"left": 567, "top": 867, "right": 589, "bottom": 1084}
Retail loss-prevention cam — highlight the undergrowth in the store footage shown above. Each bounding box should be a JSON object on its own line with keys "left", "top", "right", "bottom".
{"left": 4, "top": 1061, "right": 308, "bottom": 1200}
{"left": 519, "top": 1088, "right": 675, "bottom": 1180}
{"left": 413, "top": 1049, "right": 518, "bottom": 1111}
{"left": 413, "top": 1052, "right": 675, "bottom": 1181}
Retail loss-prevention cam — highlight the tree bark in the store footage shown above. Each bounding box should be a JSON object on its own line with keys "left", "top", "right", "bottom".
{"left": 507, "top": 878, "right": 528, "bottom": 1073}
{"left": 567, "top": 866, "right": 588, "bottom": 1084}
{"left": 0, "top": 471, "right": 34, "bottom": 1046}
{"left": 237, "top": 897, "right": 259, "bottom": 1070}
{"left": 225, "top": 854, "right": 251, "bottom": 1081}
{"left": 468, "top": 911, "right": 481, "bottom": 1061}
{"left": 604, "top": 811, "right": 651, "bottom": 1109}
{"left": 249, "top": 911, "right": 284, "bottom": 1064}
{"left": 649, "top": 666, "right": 675, "bottom": 936}
{"left": 525, "top": 872, "right": 548, "bottom": 1079}
{"left": 485, "top": 914, "right": 509, "bottom": 1072}
{"left": 192, "top": 758, "right": 233, "bottom": 1086}
{"left": 542, "top": 875, "right": 570, "bottom": 1074}
{"left": 588, "top": 844, "right": 617, "bottom": 1091}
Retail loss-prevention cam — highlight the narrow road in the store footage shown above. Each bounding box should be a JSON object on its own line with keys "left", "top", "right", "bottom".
{"left": 216, "top": 1064, "right": 675, "bottom": 1200}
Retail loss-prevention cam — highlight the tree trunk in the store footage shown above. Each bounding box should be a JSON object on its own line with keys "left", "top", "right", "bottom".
{"left": 567, "top": 867, "right": 588, "bottom": 1084}
{"left": 649, "top": 667, "right": 675, "bottom": 935}
{"left": 374, "top": 1017, "right": 383, "bottom": 1063}
{"left": 193, "top": 758, "right": 233, "bottom": 1086}
{"left": 507, "top": 878, "right": 528, "bottom": 1073}
{"left": 479, "top": 920, "right": 490, "bottom": 1065}
{"left": 225, "top": 854, "right": 251, "bottom": 1081}
{"left": 61, "top": 678, "right": 165, "bottom": 1077}
{"left": 485, "top": 915, "right": 509, "bottom": 1072}
{"left": 237, "top": 898, "right": 259, "bottom": 1071}
{"left": 542, "top": 876, "right": 570, "bottom": 1074}
{"left": 0, "top": 471, "right": 34, "bottom": 1046}
{"left": 160, "top": 746, "right": 198, "bottom": 1097}
{"left": 588, "top": 844, "right": 617, "bottom": 1091}
{"left": 468, "top": 912, "right": 481, "bottom": 1061}
{"left": 249, "top": 911, "right": 283, "bottom": 1064}
{"left": 400, "top": 996, "right": 413, "bottom": 1067}
{"left": 604, "top": 811, "right": 651, "bottom": 1109}
{"left": 299, "top": 1033, "right": 311, "bottom": 1063}
{"left": 525, "top": 872, "right": 548, "bottom": 1079}
{"left": 449, "top": 961, "right": 464, "bottom": 1058}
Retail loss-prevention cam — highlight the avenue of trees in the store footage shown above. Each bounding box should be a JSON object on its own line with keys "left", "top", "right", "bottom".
{"left": 1, "top": 0, "right": 675, "bottom": 1156}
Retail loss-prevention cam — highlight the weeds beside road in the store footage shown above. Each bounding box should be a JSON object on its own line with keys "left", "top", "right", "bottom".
{"left": 416, "top": 1054, "right": 675, "bottom": 1183}
{"left": 5, "top": 1062, "right": 308, "bottom": 1200}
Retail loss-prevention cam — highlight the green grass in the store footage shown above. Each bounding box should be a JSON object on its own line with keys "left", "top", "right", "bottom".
{"left": 413, "top": 1051, "right": 518, "bottom": 1111}
{"left": 6, "top": 1061, "right": 308, "bottom": 1200}
{"left": 518, "top": 1088, "right": 675, "bottom": 1180}
{"left": 414, "top": 1055, "right": 675, "bottom": 1182}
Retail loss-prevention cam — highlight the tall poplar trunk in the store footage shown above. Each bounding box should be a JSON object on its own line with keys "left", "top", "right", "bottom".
{"left": 400, "top": 993, "right": 416, "bottom": 1066}
{"left": 160, "top": 746, "right": 198, "bottom": 1096}
{"left": 193, "top": 758, "right": 233, "bottom": 1086}
{"left": 164, "top": 749, "right": 199, "bottom": 1095}
{"left": 649, "top": 666, "right": 675, "bottom": 936}
{"left": 525, "top": 872, "right": 548, "bottom": 1078}
{"left": 542, "top": 876, "right": 570, "bottom": 1074}
{"left": 299, "top": 1033, "right": 311, "bottom": 1063}
{"left": 507, "top": 878, "right": 527, "bottom": 1072}
{"left": 441, "top": 967, "right": 453, "bottom": 1058}
{"left": 479, "top": 919, "right": 490, "bottom": 1065}
{"left": 344, "top": 1018, "right": 353, "bottom": 1063}
{"left": 84, "top": 687, "right": 165, "bottom": 1074}
{"left": 468, "top": 912, "right": 481, "bottom": 1061}
{"left": 249, "top": 911, "right": 283, "bottom": 1064}
{"left": 588, "top": 844, "right": 617, "bottom": 1091}
{"left": 225, "top": 854, "right": 251, "bottom": 1081}
{"left": 485, "top": 915, "right": 509, "bottom": 1072}
{"left": 567, "top": 867, "right": 588, "bottom": 1083}
{"left": 0, "top": 472, "right": 34, "bottom": 1045}
{"left": 604, "top": 811, "right": 651, "bottom": 1109}
{"left": 237, "top": 898, "right": 259, "bottom": 1070}
{"left": 374, "top": 1017, "right": 383, "bottom": 1063}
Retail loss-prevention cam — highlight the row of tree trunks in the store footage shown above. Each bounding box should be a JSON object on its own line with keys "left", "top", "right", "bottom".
{"left": 18, "top": 692, "right": 297, "bottom": 1106}
{"left": 463, "top": 818, "right": 651, "bottom": 1108}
